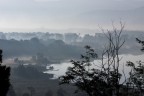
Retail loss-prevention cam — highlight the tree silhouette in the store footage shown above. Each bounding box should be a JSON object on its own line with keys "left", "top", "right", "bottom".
{"left": 0, "top": 49, "right": 11, "bottom": 96}
{"left": 136, "top": 38, "right": 144, "bottom": 51}
{"left": 59, "top": 23, "right": 126, "bottom": 96}
{"left": 125, "top": 38, "right": 144, "bottom": 96}
{"left": 126, "top": 61, "right": 144, "bottom": 96}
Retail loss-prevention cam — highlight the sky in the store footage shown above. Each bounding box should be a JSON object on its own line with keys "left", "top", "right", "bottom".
{"left": 0, "top": 0, "right": 144, "bottom": 34}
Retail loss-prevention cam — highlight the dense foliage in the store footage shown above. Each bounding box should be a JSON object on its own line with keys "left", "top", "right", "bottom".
{"left": 0, "top": 50, "right": 11, "bottom": 96}
{"left": 60, "top": 25, "right": 126, "bottom": 96}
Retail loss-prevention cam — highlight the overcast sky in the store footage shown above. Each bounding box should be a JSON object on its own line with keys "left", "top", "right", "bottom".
{"left": 0, "top": 0, "right": 144, "bottom": 34}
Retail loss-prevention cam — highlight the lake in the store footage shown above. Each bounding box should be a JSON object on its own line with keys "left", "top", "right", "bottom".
{"left": 45, "top": 54, "right": 144, "bottom": 79}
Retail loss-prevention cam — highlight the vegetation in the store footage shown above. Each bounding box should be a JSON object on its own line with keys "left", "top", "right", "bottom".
{"left": 0, "top": 49, "right": 11, "bottom": 96}
{"left": 59, "top": 24, "right": 126, "bottom": 96}
{"left": 0, "top": 31, "right": 143, "bottom": 60}
{"left": 125, "top": 38, "right": 144, "bottom": 96}
{"left": 126, "top": 61, "right": 144, "bottom": 96}
{"left": 12, "top": 64, "right": 53, "bottom": 79}
{"left": 59, "top": 24, "right": 144, "bottom": 96}
{"left": 0, "top": 24, "right": 144, "bottom": 96}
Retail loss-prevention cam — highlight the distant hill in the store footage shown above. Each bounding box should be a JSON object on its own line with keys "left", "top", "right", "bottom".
{"left": 46, "top": 40, "right": 83, "bottom": 60}
{"left": 0, "top": 38, "right": 82, "bottom": 61}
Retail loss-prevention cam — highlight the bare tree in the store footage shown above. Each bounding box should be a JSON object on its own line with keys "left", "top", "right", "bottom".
{"left": 59, "top": 23, "right": 126, "bottom": 96}
{"left": 99, "top": 22, "right": 125, "bottom": 96}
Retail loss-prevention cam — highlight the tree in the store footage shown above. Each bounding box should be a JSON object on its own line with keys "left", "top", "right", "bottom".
{"left": 126, "top": 61, "right": 144, "bottom": 96}
{"left": 0, "top": 49, "right": 11, "bottom": 96}
{"left": 125, "top": 38, "right": 144, "bottom": 96}
{"left": 59, "top": 23, "right": 126, "bottom": 96}
{"left": 136, "top": 38, "right": 144, "bottom": 51}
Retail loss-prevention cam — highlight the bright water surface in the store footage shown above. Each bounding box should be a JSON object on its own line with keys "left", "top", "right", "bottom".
{"left": 45, "top": 54, "right": 144, "bottom": 79}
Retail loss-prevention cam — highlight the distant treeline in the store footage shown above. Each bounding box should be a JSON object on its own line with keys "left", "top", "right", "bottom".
{"left": 0, "top": 38, "right": 82, "bottom": 61}
{"left": 0, "top": 31, "right": 144, "bottom": 60}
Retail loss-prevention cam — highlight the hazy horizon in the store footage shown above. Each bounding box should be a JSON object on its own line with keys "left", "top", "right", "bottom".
{"left": 0, "top": 0, "right": 144, "bottom": 34}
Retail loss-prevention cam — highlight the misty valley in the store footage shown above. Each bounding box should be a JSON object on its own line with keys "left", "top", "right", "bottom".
{"left": 0, "top": 0, "right": 144, "bottom": 96}
{"left": 0, "top": 31, "right": 143, "bottom": 96}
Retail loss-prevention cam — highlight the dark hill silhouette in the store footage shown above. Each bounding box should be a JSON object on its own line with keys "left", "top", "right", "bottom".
{"left": 0, "top": 38, "right": 82, "bottom": 61}
{"left": 0, "top": 38, "right": 46, "bottom": 57}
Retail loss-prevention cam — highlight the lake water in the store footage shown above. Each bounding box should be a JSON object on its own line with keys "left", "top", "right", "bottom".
{"left": 45, "top": 54, "right": 144, "bottom": 79}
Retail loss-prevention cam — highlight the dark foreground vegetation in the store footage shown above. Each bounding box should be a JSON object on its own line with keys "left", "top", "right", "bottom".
{"left": 0, "top": 50, "right": 10, "bottom": 96}
{"left": 59, "top": 24, "right": 144, "bottom": 96}
{"left": 1, "top": 24, "right": 144, "bottom": 96}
